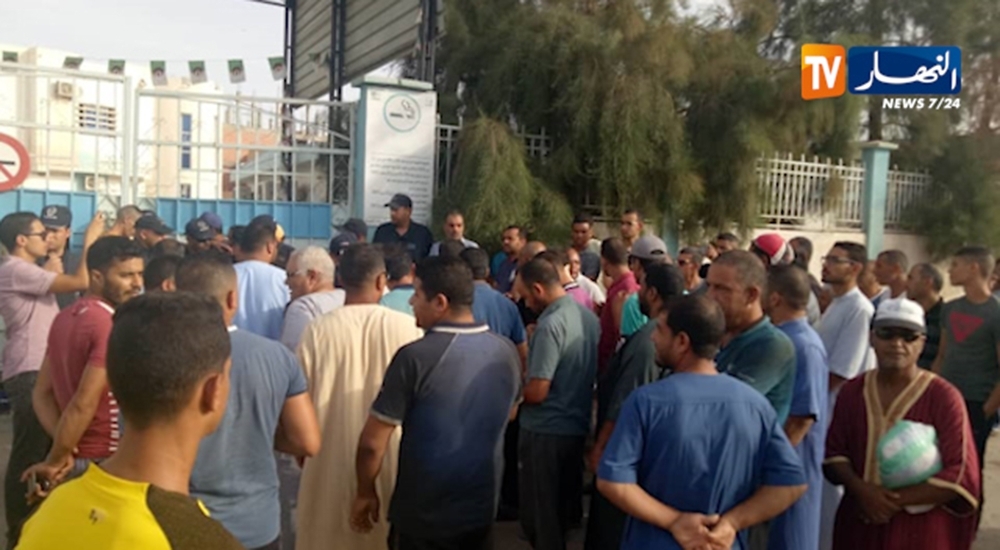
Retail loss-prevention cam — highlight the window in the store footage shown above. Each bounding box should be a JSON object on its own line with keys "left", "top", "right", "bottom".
{"left": 77, "top": 104, "right": 116, "bottom": 131}
{"left": 180, "top": 184, "right": 192, "bottom": 198}
{"left": 180, "top": 114, "right": 192, "bottom": 169}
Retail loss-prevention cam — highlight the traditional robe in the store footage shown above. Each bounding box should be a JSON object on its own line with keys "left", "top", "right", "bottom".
{"left": 294, "top": 305, "right": 423, "bottom": 550}
{"left": 824, "top": 370, "right": 980, "bottom": 550}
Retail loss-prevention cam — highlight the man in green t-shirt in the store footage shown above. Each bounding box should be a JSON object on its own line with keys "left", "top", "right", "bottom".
{"left": 708, "top": 250, "right": 796, "bottom": 423}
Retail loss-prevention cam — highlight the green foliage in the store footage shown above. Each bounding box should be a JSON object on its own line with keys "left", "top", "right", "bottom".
{"left": 433, "top": 118, "right": 571, "bottom": 251}
{"left": 437, "top": 0, "right": 861, "bottom": 239}
{"left": 906, "top": 136, "right": 1000, "bottom": 259}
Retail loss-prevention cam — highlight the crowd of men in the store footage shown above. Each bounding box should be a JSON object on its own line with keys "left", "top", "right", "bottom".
{"left": 0, "top": 193, "right": 995, "bottom": 550}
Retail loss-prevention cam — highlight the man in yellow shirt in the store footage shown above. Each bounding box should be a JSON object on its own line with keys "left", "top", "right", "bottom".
{"left": 15, "top": 292, "right": 243, "bottom": 549}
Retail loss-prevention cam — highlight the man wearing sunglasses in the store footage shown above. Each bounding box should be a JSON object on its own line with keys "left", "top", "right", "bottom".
{"left": 0, "top": 211, "right": 105, "bottom": 543}
{"left": 824, "top": 298, "right": 980, "bottom": 550}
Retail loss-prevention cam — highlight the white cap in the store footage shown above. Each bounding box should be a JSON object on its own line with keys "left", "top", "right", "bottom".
{"left": 873, "top": 298, "right": 926, "bottom": 333}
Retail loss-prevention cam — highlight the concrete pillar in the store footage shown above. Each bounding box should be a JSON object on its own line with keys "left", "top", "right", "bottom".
{"left": 860, "top": 140, "right": 898, "bottom": 259}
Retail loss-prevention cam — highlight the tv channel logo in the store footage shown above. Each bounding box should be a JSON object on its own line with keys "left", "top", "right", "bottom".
{"left": 802, "top": 45, "right": 961, "bottom": 100}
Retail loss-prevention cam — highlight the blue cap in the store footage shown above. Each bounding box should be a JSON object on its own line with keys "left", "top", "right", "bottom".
{"left": 40, "top": 205, "right": 72, "bottom": 228}
{"left": 198, "top": 212, "right": 223, "bottom": 232}
{"left": 185, "top": 218, "right": 216, "bottom": 242}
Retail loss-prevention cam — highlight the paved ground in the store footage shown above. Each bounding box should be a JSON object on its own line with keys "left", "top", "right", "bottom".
{"left": 0, "top": 416, "right": 996, "bottom": 549}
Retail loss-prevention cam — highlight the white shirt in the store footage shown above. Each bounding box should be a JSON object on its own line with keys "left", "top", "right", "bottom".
{"left": 816, "top": 286, "right": 875, "bottom": 413}
{"left": 575, "top": 274, "right": 606, "bottom": 307}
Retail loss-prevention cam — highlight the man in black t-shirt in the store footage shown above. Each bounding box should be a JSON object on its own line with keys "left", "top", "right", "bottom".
{"left": 372, "top": 194, "right": 434, "bottom": 261}
{"left": 352, "top": 257, "right": 520, "bottom": 550}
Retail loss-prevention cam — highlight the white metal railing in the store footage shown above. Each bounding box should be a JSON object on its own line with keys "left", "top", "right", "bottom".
{"left": 0, "top": 61, "right": 132, "bottom": 215}
{"left": 757, "top": 152, "right": 929, "bottom": 229}
{"left": 757, "top": 153, "right": 866, "bottom": 228}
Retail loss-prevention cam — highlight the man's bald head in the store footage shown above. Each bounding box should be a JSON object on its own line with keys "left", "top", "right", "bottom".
{"left": 519, "top": 241, "right": 547, "bottom": 266}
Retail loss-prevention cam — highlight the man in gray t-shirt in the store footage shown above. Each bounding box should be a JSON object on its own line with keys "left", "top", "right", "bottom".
{"left": 933, "top": 246, "right": 1000, "bottom": 473}
{"left": 516, "top": 257, "right": 600, "bottom": 550}
{"left": 177, "top": 255, "right": 320, "bottom": 550}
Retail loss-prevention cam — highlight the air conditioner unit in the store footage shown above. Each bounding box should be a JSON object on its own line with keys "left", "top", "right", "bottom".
{"left": 84, "top": 176, "right": 96, "bottom": 191}
{"left": 54, "top": 81, "right": 75, "bottom": 99}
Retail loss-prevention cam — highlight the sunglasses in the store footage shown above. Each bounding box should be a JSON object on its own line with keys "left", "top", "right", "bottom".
{"left": 874, "top": 327, "right": 922, "bottom": 343}
{"left": 21, "top": 231, "right": 47, "bottom": 239}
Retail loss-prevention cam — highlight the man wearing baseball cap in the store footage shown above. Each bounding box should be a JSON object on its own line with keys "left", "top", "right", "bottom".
{"left": 199, "top": 212, "right": 224, "bottom": 233}
{"left": 38, "top": 205, "right": 81, "bottom": 309}
{"left": 329, "top": 233, "right": 358, "bottom": 289}
{"left": 372, "top": 194, "right": 434, "bottom": 261}
{"left": 752, "top": 233, "right": 821, "bottom": 326}
{"left": 185, "top": 218, "right": 218, "bottom": 255}
{"left": 336, "top": 218, "right": 368, "bottom": 243}
{"left": 617, "top": 235, "right": 671, "bottom": 339}
{"left": 751, "top": 233, "right": 796, "bottom": 267}
{"left": 134, "top": 212, "right": 173, "bottom": 253}
{"left": 825, "top": 298, "right": 980, "bottom": 550}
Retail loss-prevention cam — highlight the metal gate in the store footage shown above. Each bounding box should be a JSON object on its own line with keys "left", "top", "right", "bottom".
{"left": 0, "top": 60, "right": 132, "bottom": 238}
{"left": 0, "top": 60, "right": 354, "bottom": 246}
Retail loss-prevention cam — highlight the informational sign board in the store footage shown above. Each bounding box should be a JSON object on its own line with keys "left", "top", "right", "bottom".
{"left": 0, "top": 132, "right": 30, "bottom": 192}
{"left": 292, "top": 0, "right": 444, "bottom": 99}
{"left": 356, "top": 79, "right": 437, "bottom": 226}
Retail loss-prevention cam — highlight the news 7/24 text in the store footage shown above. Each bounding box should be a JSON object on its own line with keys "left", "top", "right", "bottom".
{"left": 883, "top": 97, "right": 962, "bottom": 110}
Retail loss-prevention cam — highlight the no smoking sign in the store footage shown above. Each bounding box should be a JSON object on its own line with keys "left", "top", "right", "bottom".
{"left": 0, "top": 133, "right": 30, "bottom": 192}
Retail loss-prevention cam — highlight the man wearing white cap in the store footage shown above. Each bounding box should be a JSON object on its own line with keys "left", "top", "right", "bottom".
{"left": 824, "top": 298, "right": 980, "bottom": 550}
{"left": 614, "top": 235, "right": 671, "bottom": 340}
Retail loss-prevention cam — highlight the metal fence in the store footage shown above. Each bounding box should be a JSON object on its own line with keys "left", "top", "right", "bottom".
{"left": 885, "top": 167, "right": 933, "bottom": 229}
{"left": 0, "top": 61, "right": 131, "bottom": 235}
{"left": 435, "top": 123, "right": 551, "bottom": 194}
{"left": 757, "top": 153, "right": 930, "bottom": 230}
{"left": 0, "top": 61, "right": 352, "bottom": 243}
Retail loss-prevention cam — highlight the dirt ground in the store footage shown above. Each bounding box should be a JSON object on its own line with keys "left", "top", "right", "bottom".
{"left": 0, "top": 419, "right": 996, "bottom": 549}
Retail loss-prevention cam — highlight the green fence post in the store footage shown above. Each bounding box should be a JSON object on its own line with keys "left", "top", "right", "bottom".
{"left": 860, "top": 141, "right": 899, "bottom": 260}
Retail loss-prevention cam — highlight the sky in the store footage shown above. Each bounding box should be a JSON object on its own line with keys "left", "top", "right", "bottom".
{"left": 1, "top": 0, "right": 723, "bottom": 101}
{"left": 1, "top": 0, "right": 288, "bottom": 97}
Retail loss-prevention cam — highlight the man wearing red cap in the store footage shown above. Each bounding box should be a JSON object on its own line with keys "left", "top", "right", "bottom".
{"left": 752, "top": 234, "right": 820, "bottom": 326}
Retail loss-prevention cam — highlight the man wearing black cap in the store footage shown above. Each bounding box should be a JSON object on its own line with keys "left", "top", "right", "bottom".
{"left": 38, "top": 205, "right": 81, "bottom": 309}
{"left": 134, "top": 212, "right": 173, "bottom": 253}
{"left": 337, "top": 218, "right": 368, "bottom": 243}
{"left": 185, "top": 218, "right": 218, "bottom": 255}
{"left": 372, "top": 194, "right": 434, "bottom": 261}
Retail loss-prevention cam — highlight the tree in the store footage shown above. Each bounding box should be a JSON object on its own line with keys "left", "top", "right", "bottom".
{"left": 906, "top": 136, "right": 1000, "bottom": 258}
{"left": 437, "top": 0, "right": 860, "bottom": 237}
{"left": 434, "top": 117, "right": 572, "bottom": 250}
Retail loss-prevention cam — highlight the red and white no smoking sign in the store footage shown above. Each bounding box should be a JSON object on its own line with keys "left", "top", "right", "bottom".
{"left": 0, "top": 132, "right": 30, "bottom": 193}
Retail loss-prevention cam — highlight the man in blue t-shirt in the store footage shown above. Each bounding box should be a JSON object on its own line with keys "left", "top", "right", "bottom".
{"left": 233, "top": 215, "right": 291, "bottom": 340}
{"left": 598, "top": 295, "right": 806, "bottom": 550}
{"left": 461, "top": 246, "right": 528, "bottom": 521}
{"left": 351, "top": 257, "right": 521, "bottom": 550}
{"left": 176, "top": 255, "right": 321, "bottom": 550}
{"left": 764, "top": 266, "right": 829, "bottom": 550}
{"left": 461, "top": 247, "right": 527, "bottom": 359}
{"left": 708, "top": 250, "right": 796, "bottom": 422}
{"left": 515, "top": 256, "right": 600, "bottom": 550}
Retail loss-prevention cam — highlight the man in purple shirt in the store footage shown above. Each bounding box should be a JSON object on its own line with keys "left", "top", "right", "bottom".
{"left": 0, "top": 211, "right": 104, "bottom": 544}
